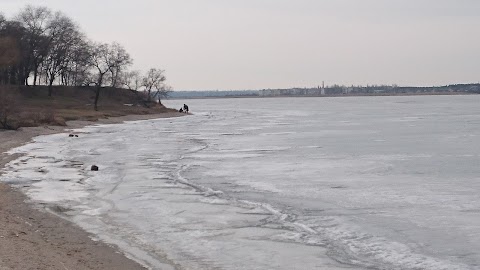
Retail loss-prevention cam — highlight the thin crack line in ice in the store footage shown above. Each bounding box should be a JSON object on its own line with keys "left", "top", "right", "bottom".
{"left": 172, "top": 159, "right": 472, "bottom": 270}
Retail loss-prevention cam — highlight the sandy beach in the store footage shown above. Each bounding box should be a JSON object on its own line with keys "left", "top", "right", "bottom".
{"left": 0, "top": 112, "right": 183, "bottom": 270}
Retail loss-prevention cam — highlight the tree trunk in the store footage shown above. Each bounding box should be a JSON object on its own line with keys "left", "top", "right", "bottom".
{"left": 23, "top": 67, "right": 30, "bottom": 86}
{"left": 48, "top": 76, "right": 55, "bottom": 97}
{"left": 94, "top": 75, "right": 103, "bottom": 111}
{"left": 112, "top": 67, "right": 120, "bottom": 87}
{"left": 94, "top": 86, "right": 101, "bottom": 111}
{"left": 33, "top": 68, "right": 38, "bottom": 86}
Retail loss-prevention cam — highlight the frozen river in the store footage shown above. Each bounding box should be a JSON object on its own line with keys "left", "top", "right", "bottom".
{"left": 2, "top": 96, "right": 480, "bottom": 269}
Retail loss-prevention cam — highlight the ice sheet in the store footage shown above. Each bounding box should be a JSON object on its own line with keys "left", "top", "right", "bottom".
{"left": 2, "top": 95, "right": 480, "bottom": 269}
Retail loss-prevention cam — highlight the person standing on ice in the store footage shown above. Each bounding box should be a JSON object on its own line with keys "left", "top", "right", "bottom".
{"left": 183, "top": 104, "right": 189, "bottom": 113}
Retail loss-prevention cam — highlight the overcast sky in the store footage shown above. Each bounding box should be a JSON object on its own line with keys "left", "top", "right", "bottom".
{"left": 2, "top": 0, "right": 480, "bottom": 90}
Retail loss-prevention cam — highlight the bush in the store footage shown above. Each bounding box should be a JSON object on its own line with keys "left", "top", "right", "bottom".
{"left": 29, "top": 110, "right": 66, "bottom": 126}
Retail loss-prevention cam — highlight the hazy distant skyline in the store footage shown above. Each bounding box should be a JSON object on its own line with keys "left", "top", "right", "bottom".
{"left": 2, "top": 0, "right": 480, "bottom": 90}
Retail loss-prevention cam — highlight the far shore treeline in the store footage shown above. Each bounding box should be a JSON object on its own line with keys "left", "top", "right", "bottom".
{"left": 0, "top": 5, "right": 172, "bottom": 110}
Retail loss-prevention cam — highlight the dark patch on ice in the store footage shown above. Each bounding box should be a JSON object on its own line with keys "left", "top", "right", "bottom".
{"left": 35, "top": 156, "right": 62, "bottom": 163}
{"left": 237, "top": 211, "right": 271, "bottom": 216}
{"left": 330, "top": 185, "right": 347, "bottom": 189}
{"left": 68, "top": 161, "right": 84, "bottom": 168}
{"left": 220, "top": 133, "right": 243, "bottom": 136}
{"left": 59, "top": 179, "right": 70, "bottom": 182}
{"left": 174, "top": 210, "right": 186, "bottom": 216}
{"left": 61, "top": 163, "right": 83, "bottom": 168}
{"left": 158, "top": 185, "right": 182, "bottom": 189}
{"left": 460, "top": 209, "right": 480, "bottom": 213}
{"left": 395, "top": 101, "right": 417, "bottom": 104}
{"left": 303, "top": 209, "right": 326, "bottom": 216}
{"left": 153, "top": 177, "right": 171, "bottom": 180}
{"left": 50, "top": 205, "right": 72, "bottom": 213}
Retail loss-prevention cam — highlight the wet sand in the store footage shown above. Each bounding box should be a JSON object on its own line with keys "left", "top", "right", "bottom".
{"left": 0, "top": 112, "right": 184, "bottom": 270}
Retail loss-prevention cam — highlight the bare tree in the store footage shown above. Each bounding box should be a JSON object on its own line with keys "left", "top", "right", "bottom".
{"left": 153, "top": 84, "right": 173, "bottom": 103}
{"left": 2, "top": 5, "right": 175, "bottom": 110}
{"left": 0, "top": 20, "right": 26, "bottom": 85}
{"left": 0, "top": 15, "right": 22, "bottom": 85}
{"left": 88, "top": 43, "right": 111, "bottom": 110}
{"left": 120, "top": 70, "right": 142, "bottom": 91}
{"left": 44, "top": 12, "right": 82, "bottom": 96}
{"left": 108, "top": 42, "right": 130, "bottom": 87}
{"left": 15, "top": 5, "right": 52, "bottom": 86}
{"left": 142, "top": 68, "right": 166, "bottom": 102}
{"left": 50, "top": 13, "right": 83, "bottom": 93}
{"left": 60, "top": 40, "right": 90, "bottom": 86}
{"left": 119, "top": 70, "right": 152, "bottom": 106}
{"left": 88, "top": 42, "right": 132, "bottom": 110}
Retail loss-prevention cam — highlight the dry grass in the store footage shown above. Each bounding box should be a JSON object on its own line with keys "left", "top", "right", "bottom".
{"left": 0, "top": 85, "right": 175, "bottom": 129}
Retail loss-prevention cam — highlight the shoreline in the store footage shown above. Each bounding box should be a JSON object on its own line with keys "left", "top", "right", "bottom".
{"left": 0, "top": 112, "right": 184, "bottom": 270}
{"left": 167, "top": 91, "right": 479, "bottom": 100}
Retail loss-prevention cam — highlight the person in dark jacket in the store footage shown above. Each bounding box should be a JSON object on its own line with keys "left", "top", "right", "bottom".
{"left": 183, "top": 104, "right": 189, "bottom": 113}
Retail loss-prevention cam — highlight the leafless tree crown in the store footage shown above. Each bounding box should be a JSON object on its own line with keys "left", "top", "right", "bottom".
{"left": 0, "top": 5, "right": 173, "bottom": 109}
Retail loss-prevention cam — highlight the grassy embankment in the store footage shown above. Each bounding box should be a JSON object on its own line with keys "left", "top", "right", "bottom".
{"left": 0, "top": 85, "right": 175, "bottom": 130}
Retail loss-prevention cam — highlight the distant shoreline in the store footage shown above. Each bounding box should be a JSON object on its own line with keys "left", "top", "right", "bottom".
{"left": 168, "top": 83, "right": 480, "bottom": 99}
{"left": 168, "top": 91, "right": 479, "bottom": 100}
